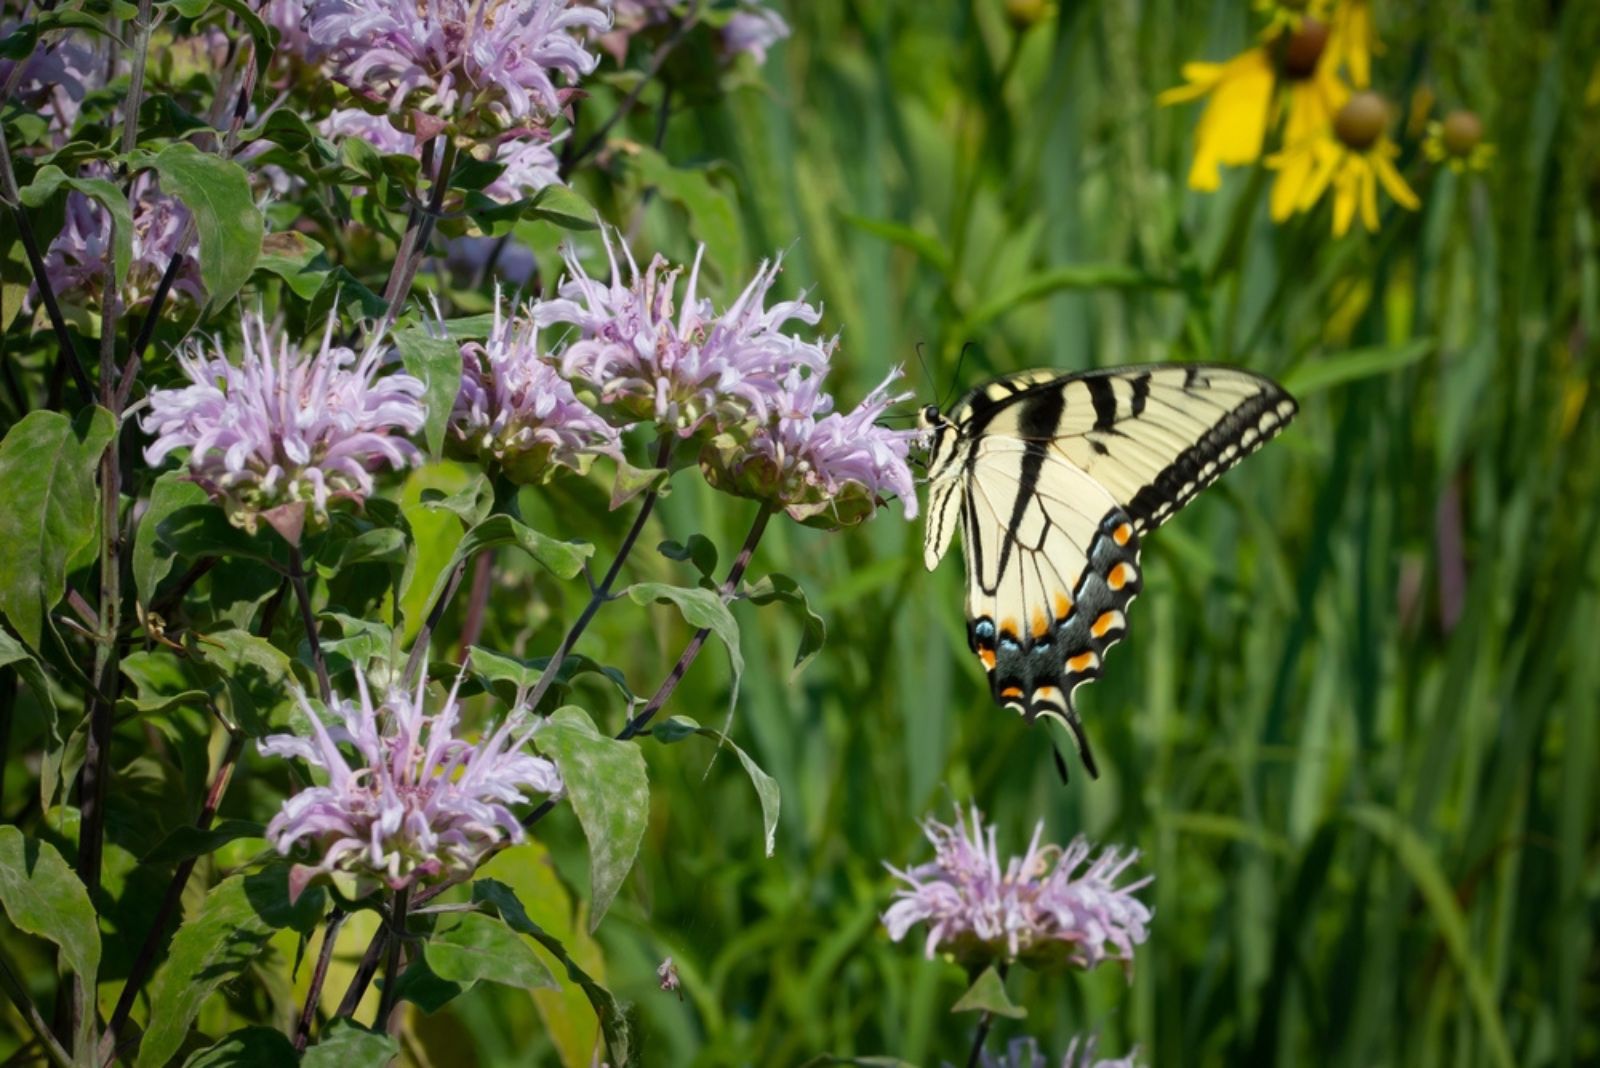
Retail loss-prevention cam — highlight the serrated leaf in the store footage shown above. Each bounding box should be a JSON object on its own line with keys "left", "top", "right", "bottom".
{"left": 0, "top": 407, "right": 115, "bottom": 650}
{"left": 742, "top": 572, "right": 827, "bottom": 678}
{"left": 136, "top": 867, "right": 325, "bottom": 1068}
{"left": 140, "top": 819, "right": 265, "bottom": 864}
{"left": 394, "top": 329, "right": 462, "bottom": 459}
{"left": 652, "top": 716, "right": 779, "bottom": 856}
{"left": 424, "top": 911, "right": 558, "bottom": 990}
{"left": 301, "top": 1020, "right": 399, "bottom": 1067}
{"left": 134, "top": 143, "right": 263, "bottom": 310}
{"left": 537, "top": 706, "right": 648, "bottom": 930}
{"left": 0, "top": 827, "right": 100, "bottom": 1053}
{"left": 625, "top": 582, "right": 743, "bottom": 723}
{"left": 181, "top": 1026, "right": 298, "bottom": 1066}
{"left": 950, "top": 965, "right": 1025, "bottom": 1019}
{"left": 21, "top": 167, "right": 133, "bottom": 285}
{"left": 472, "top": 878, "right": 631, "bottom": 1067}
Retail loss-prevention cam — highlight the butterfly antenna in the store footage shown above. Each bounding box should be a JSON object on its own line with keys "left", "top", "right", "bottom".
{"left": 942, "top": 341, "right": 977, "bottom": 409}
{"left": 914, "top": 340, "right": 934, "bottom": 397}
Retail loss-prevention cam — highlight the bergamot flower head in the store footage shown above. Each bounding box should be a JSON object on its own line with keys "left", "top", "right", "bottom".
{"left": 534, "top": 230, "right": 832, "bottom": 442}
{"left": 1266, "top": 90, "right": 1420, "bottom": 234}
{"left": 449, "top": 289, "right": 625, "bottom": 484}
{"left": 141, "top": 310, "right": 426, "bottom": 539}
{"left": 307, "top": 0, "right": 606, "bottom": 133}
{"left": 699, "top": 366, "right": 922, "bottom": 529}
{"left": 260, "top": 665, "right": 563, "bottom": 900}
{"left": 883, "top": 804, "right": 1152, "bottom": 972}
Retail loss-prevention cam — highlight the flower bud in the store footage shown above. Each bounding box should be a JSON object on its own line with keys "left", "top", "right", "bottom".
{"left": 1335, "top": 91, "right": 1389, "bottom": 151}
{"left": 1441, "top": 109, "right": 1485, "bottom": 158}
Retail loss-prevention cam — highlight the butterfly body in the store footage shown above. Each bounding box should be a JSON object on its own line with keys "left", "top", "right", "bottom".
{"left": 920, "top": 364, "right": 1298, "bottom": 777}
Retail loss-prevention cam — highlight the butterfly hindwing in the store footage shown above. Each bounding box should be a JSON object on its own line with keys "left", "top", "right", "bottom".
{"left": 923, "top": 362, "right": 1296, "bottom": 778}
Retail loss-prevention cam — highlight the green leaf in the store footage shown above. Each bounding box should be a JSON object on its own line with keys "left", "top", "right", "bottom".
{"left": 140, "top": 819, "right": 265, "bottom": 865}
{"left": 390, "top": 955, "right": 468, "bottom": 1013}
{"left": 741, "top": 573, "right": 826, "bottom": 678}
{"left": 628, "top": 147, "right": 742, "bottom": 273}
{"left": 420, "top": 515, "right": 592, "bottom": 625}
{"left": 653, "top": 716, "right": 779, "bottom": 856}
{"left": 135, "top": 142, "right": 264, "bottom": 311}
{"left": 181, "top": 1027, "right": 297, "bottom": 1067}
{"left": 467, "top": 645, "right": 632, "bottom": 710}
{"left": 195, "top": 629, "right": 296, "bottom": 735}
{"left": 424, "top": 911, "right": 559, "bottom": 990}
{"left": 301, "top": 1020, "right": 399, "bottom": 1068}
{"left": 1282, "top": 339, "right": 1435, "bottom": 396}
{"left": 21, "top": 167, "right": 133, "bottom": 285}
{"left": 0, "top": 629, "right": 57, "bottom": 743}
{"left": 659, "top": 534, "right": 718, "bottom": 581}
{"left": 625, "top": 582, "right": 743, "bottom": 721}
{"left": 958, "top": 263, "right": 1179, "bottom": 334}
{"left": 949, "top": 965, "right": 1025, "bottom": 1019}
{"left": 537, "top": 706, "right": 649, "bottom": 930}
{"left": 1347, "top": 805, "right": 1515, "bottom": 1068}
{"left": 0, "top": 827, "right": 101, "bottom": 1053}
{"left": 136, "top": 867, "right": 325, "bottom": 1068}
{"left": 0, "top": 407, "right": 115, "bottom": 650}
{"left": 119, "top": 648, "right": 210, "bottom": 715}
{"left": 472, "top": 879, "right": 632, "bottom": 1067}
{"left": 394, "top": 329, "right": 462, "bottom": 459}
{"left": 419, "top": 476, "right": 493, "bottom": 528}
{"left": 839, "top": 212, "right": 952, "bottom": 274}
{"left": 133, "top": 472, "right": 210, "bottom": 608}
{"left": 527, "top": 183, "right": 598, "bottom": 230}
{"left": 255, "top": 231, "right": 328, "bottom": 300}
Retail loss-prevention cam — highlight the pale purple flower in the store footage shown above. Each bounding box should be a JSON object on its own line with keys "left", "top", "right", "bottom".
{"left": 534, "top": 231, "right": 831, "bottom": 439}
{"left": 722, "top": 7, "right": 788, "bottom": 63}
{"left": 450, "top": 291, "right": 624, "bottom": 483}
{"left": 0, "top": 29, "right": 98, "bottom": 139}
{"left": 883, "top": 805, "right": 1152, "bottom": 971}
{"left": 701, "top": 366, "right": 921, "bottom": 528}
{"left": 586, "top": 1, "right": 787, "bottom": 66}
{"left": 319, "top": 108, "right": 564, "bottom": 203}
{"left": 260, "top": 0, "right": 320, "bottom": 64}
{"left": 141, "top": 310, "right": 426, "bottom": 535}
{"left": 963, "top": 1036, "right": 1144, "bottom": 1068}
{"left": 307, "top": 0, "right": 606, "bottom": 131}
{"left": 260, "top": 667, "right": 563, "bottom": 896}
{"left": 442, "top": 236, "right": 539, "bottom": 288}
{"left": 34, "top": 173, "right": 201, "bottom": 312}
{"left": 656, "top": 957, "right": 682, "bottom": 999}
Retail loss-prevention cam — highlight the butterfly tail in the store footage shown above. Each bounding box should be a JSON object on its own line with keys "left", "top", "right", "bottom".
{"left": 1062, "top": 698, "right": 1100, "bottom": 780}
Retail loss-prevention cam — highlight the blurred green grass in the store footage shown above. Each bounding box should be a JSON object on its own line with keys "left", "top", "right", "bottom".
{"left": 496, "top": 2, "right": 1600, "bottom": 1065}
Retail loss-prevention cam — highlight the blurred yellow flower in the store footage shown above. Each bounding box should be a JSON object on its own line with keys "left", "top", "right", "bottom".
{"left": 1328, "top": 0, "right": 1377, "bottom": 87}
{"left": 1424, "top": 110, "right": 1495, "bottom": 173}
{"left": 1254, "top": 0, "right": 1332, "bottom": 35}
{"left": 1267, "top": 91, "right": 1419, "bottom": 234}
{"left": 1158, "top": 47, "right": 1276, "bottom": 191}
{"left": 1280, "top": 16, "right": 1348, "bottom": 146}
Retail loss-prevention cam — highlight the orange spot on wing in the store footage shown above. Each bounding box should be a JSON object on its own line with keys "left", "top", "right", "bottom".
{"left": 1033, "top": 685, "right": 1061, "bottom": 703}
{"left": 978, "top": 649, "right": 996, "bottom": 670}
{"left": 1108, "top": 563, "right": 1135, "bottom": 591}
{"left": 999, "top": 618, "right": 1020, "bottom": 641}
{"left": 1092, "top": 611, "right": 1120, "bottom": 638}
{"left": 1053, "top": 593, "right": 1072, "bottom": 620}
{"left": 1114, "top": 522, "right": 1133, "bottom": 546}
{"left": 1067, "top": 652, "right": 1097, "bottom": 674}
{"left": 1031, "top": 611, "right": 1050, "bottom": 639}
{"left": 1000, "top": 686, "right": 1024, "bottom": 700}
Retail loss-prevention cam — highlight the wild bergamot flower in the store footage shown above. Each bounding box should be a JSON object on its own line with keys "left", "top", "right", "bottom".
{"left": 883, "top": 805, "right": 1152, "bottom": 972}
{"left": 965, "top": 1034, "right": 1145, "bottom": 1068}
{"left": 534, "top": 231, "right": 832, "bottom": 441}
{"left": 1423, "top": 109, "right": 1494, "bottom": 174}
{"left": 261, "top": 666, "right": 563, "bottom": 900}
{"left": 449, "top": 290, "right": 625, "bottom": 484}
{"left": 142, "top": 310, "right": 426, "bottom": 536}
{"left": 1267, "top": 90, "right": 1420, "bottom": 234}
{"left": 699, "top": 366, "right": 922, "bottom": 529}
{"left": 307, "top": 0, "right": 605, "bottom": 133}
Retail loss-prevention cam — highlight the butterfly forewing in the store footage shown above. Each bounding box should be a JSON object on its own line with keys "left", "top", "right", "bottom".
{"left": 923, "top": 362, "right": 1297, "bottom": 777}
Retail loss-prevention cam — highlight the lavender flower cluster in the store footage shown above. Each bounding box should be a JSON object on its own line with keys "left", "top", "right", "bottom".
{"left": 883, "top": 805, "right": 1152, "bottom": 972}
{"left": 35, "top": 174, "right": 203, "bottom": 314}
{"left": 968, "top": 1036, "right": 1144, "bottom": 1068}
{"left": 261, "top": 669, "right": 562, "bottom": 896}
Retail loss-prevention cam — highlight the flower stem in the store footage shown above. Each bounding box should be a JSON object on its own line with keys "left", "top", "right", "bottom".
{"left": 376, "top": 887, "right": 410, "bottom": 1030}
{"left": 618, "top": 503, "right": 774, "bottom": 741}
{"left": 0, "top": 951, "right": 72, "bottom": 1068}
{"left": 287, "top": 546, "right": 333, "bottom": 705}
{"left": 99, "top": 728, "right": 245, "bottom": 1065}
{"left": 294, "top": 910, "right": 349, "bottom": 1051}
{"left": 378, "top": 137, "right": 458, "bottom": 338}
{"left": 963, "top": 963, "right": 1008, "bottom": 1068}
{"left": 567, "top": 3, "right": 702, "bottom": 172}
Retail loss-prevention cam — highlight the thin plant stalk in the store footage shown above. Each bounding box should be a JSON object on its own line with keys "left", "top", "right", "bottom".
{"left": 287, "top": 546, "right": 333, "bottom": 705}
{"left": 963, "top": 963, "right": 1008, "bottom": 1068}
{"left": 376, "top": 887, "right": 410, "bottom": 1030}
{"left": 293, "top": 910, "right": 349, "bottom": 1051}
{"left": 0, "top": 952, "right": 72, "bottom": 1068}
{"left": 377, "top": 138, "right": 459, "bottom": 339}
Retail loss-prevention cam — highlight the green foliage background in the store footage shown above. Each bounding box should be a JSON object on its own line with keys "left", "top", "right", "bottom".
{"left": 2, "top": 1, "right": 1597, "bottom": 1066}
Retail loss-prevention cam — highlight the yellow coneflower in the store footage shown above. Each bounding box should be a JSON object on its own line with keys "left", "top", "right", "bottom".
{"left": 1267, "top": 91, "right": 1420, "bottom": 234}
{"left": 1423, "top": 109, "right": 1495, "bottom": 173}
{"left": 1159, "top": 46, "right": 1277, "bottom": 191}
{"left": 1254, "top": 0, "right": 1332, "bottom": 36}
{"left": 1278, "top": 16, "right": 1348, "bottom": 146}
{"left": 1328, "top": 0, "right": 1377, "bottom": 88}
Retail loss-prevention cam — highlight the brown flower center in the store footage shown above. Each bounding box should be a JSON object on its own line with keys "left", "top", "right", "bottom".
{"left": 1280, "top": 17, "right": 1329, "bottom": 80}
{"left": 1441, "top": 109, "right": 1484, "bottom": 157}
{"left": 1335, "top": 92, "right": 1388, "bottom": 151}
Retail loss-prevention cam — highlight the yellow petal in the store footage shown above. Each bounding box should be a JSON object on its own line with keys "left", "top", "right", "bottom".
{"left": 1359, "top": 162, "right": 1380, "bottom": 231}
{"left": 1374, "top": 153, "right": 1420, "bottom": 210}
{"left": 1268, "top": 146, "right": 1316, "bottom": 220}
{"left": 1157, "top": 62, "right": 1228, "bottom": 105}
{"left": 1331, "top": 169, "right": 1357, "bottom": 236}
{"left": 1185, "top": 48, "right": 1276, "bottom": 190}
{"left": 1297, "top": 140, "right": 1342, "bottom": 212}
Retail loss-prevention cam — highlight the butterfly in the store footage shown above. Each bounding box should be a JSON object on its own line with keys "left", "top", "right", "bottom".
{"left": 918, "top": 364, "right": 1298, "bottom": 778}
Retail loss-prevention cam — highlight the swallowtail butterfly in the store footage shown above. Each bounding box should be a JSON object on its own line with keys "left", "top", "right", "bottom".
{"left": 919, "top": 364, "right": 1297, "bottom": 778}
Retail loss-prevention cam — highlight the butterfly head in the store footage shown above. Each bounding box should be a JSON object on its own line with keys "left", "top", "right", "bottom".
{"left": 917, "top": 403, "right": 945, "bottom": 431}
